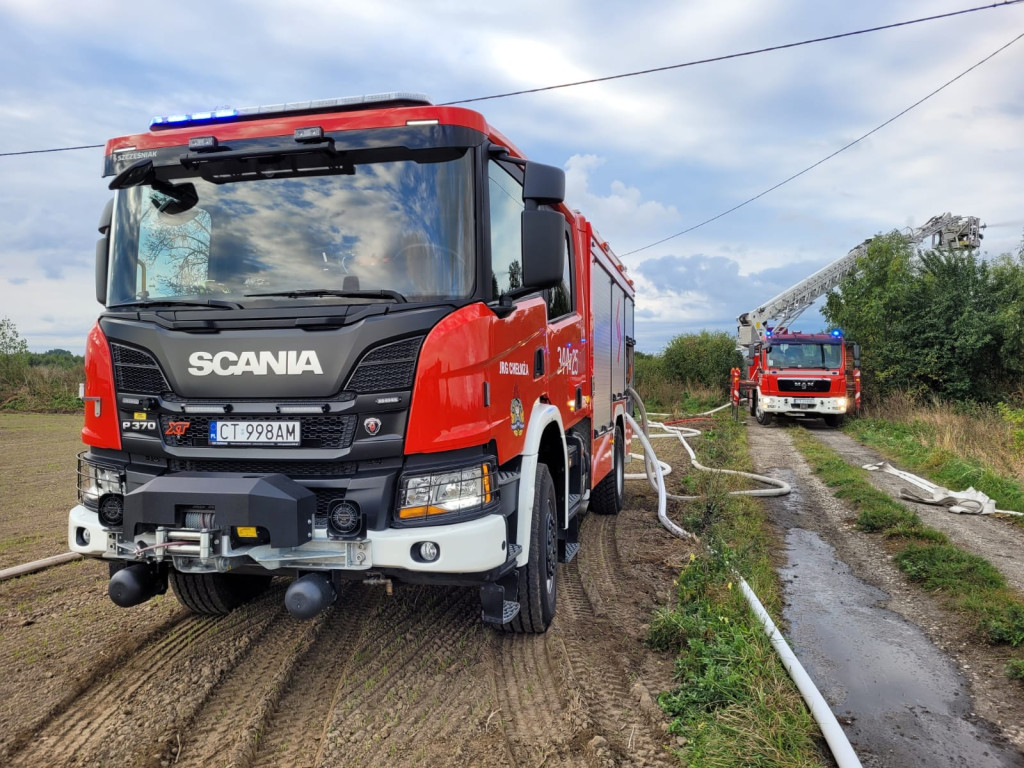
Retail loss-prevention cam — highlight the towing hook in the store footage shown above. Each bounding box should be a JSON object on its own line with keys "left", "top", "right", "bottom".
{"left": 285, "top": 573, "right": 337, "bottom": 620}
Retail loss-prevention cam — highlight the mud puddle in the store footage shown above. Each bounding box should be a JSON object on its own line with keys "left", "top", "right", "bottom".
{"left": 780, "top": 520, "right": 1018, "bottom": 767}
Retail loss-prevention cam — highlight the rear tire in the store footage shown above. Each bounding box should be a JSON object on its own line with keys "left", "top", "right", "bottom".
{"left": 504, "top": 463, "right": 558, "bottom": 634}
{"left": 591, "top": 424, "right": 624, "bottom": 515}
{"left": 169, "top": 571, "right": 272, "bottom": 615}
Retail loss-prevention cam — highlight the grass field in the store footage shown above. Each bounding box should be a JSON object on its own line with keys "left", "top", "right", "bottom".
{"left": 0, "top": 413, "right": 83, "bottom": 569}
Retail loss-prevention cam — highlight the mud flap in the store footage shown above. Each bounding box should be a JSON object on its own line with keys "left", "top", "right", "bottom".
{"left": 480, "top": 570, "right": 520, "bottom": 624}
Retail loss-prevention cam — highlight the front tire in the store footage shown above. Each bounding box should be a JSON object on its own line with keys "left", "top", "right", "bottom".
{"left": 754, "top": 395, "right": 774, "bottom": 426}
{"left": 169, "top": 571, "right": 273, "bottom": 615}
{"left": 505, "top": 463, "right": 558, "bottom": 634}
{"left": 823, "top": 414, "right": 844, "bottom": 428}
{"left": 591, "top": 424, "right": 625, "bottom": 515}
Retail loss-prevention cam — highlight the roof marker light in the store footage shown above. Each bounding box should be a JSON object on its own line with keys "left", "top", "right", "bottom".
{"left": 188, "top": 136, "right": 218, "bottom": 150}
{"left": 294, "top": 126, "right": 324, "bottom": 142}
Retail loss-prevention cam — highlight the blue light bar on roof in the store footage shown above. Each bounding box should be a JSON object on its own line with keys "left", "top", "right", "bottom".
{"left": 151, "top": 109, "right": 237, "bottom": 129}
{"left": 149, "top": 92, "right": 431, "bottom": 130}
{"left": 831, "top": 329, "right": 843, "bottom": 338}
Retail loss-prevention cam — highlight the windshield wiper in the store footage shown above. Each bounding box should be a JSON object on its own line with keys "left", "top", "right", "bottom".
{"left": 245, "top": 289, "right": 407, "bottom": 303}
{"left": 118, "top": 299, "right": 242, "bottom": 309}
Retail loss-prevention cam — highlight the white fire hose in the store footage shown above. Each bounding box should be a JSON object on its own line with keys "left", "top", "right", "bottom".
{"left": 625, "top": 391, "right": 862, "bottom": 768}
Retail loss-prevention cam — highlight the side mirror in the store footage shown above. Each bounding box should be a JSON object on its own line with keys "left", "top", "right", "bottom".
{"left": 853, "top": 343, "right": 861, "bottom": 368}
{"left": 523, "top": 161, "right": 565, "bottom": 205}
{"left": 519, "top": 210, "right": 565, "bottom": 291}
{"left": 96, "top": 198, "right": 113, "bottom": 305}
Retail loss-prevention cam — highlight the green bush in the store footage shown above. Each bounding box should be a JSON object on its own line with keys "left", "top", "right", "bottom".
{"left": 662, "top": 330, "right": 742, "bottom": 392}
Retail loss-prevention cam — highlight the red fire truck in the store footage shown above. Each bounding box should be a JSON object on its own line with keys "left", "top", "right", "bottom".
{"left": 737, "top": 213, "right": 982, "bottom": 427}
{"left": 69, "top": 93, "right": 635, "bottom": 634}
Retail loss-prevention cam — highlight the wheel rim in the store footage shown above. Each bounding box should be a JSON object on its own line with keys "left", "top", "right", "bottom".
{"left": 544, "top": 504, "right": 557, "bottom": 594}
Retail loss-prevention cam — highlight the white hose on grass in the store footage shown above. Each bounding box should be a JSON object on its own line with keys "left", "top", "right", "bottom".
{"left": 624, "top": 403, "right": 863, "bottom": 768}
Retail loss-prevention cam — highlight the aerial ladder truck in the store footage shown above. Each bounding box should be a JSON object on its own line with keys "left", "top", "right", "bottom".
{"left": 737, "top": 213, "right": 983, "bottom": 426}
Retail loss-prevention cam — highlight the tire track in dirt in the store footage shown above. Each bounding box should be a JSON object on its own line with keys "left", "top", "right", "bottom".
{"left": 8, "top": 585, "right": 288, "bottom": 767}
{"left": 491, "top": 619, "right": 590, "bottom": 768}
{"left": 557, "top": 516, "right": 675, "bottom": 768}
{"left": 310, "top": 585, "right": 500, "bottom": 767}
{"left": 168, "top": 606, "right": 335, "bottom": 768}
{"left": 0, "top": 607, "right": 187, "bottom": 763}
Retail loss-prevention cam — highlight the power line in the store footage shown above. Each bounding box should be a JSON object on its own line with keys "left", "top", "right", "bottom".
{"left": 1, "top": 1, "right": 1020, "bottom": 159}
{"left": 441, "top": 1, "right": 1024, "bottom": 106}
{"left": 0, "top": 143, "right": 103, "bottom": 158}
{"left": 621, "top": 28, "right": 1024, "bottom": 257}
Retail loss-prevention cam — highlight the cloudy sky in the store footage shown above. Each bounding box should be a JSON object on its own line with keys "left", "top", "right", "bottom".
{"left": 2, "top": 0, "right": 1023, "bottom": 354}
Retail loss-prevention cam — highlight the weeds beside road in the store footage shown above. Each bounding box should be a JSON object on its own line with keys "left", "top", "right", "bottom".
{"left": 645, "top": 416, "right": 829, "bottom": 767}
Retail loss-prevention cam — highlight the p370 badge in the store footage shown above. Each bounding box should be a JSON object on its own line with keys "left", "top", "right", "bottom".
{"left": 122, "top": 420, "right": 157, "bottom": 432}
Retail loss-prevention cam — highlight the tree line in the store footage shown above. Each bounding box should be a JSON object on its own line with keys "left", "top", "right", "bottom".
{"left": 0, "top": 317, "right": 84, "bottom": 412}
{"left": 823, "top": 231, "right": 1024, "bottom": 404}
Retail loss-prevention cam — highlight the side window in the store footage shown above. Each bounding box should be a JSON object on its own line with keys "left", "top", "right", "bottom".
{"left": 544, "top": 230, "right": 574, "bottom": 320}
{"left": 488, "top": 161, "right": 524, "bottom": 298}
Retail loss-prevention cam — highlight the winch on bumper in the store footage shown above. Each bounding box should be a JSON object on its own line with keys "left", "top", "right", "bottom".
{"left": 69, "top": 471, "right": 511, "bottom": 576}
{"left": 757, "top": 395, "right": 848, "bottom": 416}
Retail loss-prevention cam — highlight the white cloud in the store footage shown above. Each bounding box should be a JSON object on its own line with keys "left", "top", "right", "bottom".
{"left": 2, "top": 0, "right": 1024, "bottom": 355}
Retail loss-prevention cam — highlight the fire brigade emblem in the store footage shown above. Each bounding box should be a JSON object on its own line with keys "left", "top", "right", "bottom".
{"left": 510, "top": 384, "right": 525, "bottom": 437}
{"left": 363, "top": 417, "right": 382, "bottom": 436}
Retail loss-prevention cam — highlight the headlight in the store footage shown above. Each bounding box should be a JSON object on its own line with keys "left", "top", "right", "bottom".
{"left": 398, "top": 462, "right": 493, "bottom": 521}
{"left": 77, "top": 453, "right": 124, "bottom": 508}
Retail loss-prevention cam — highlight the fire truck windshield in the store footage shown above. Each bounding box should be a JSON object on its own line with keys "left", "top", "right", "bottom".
{"left": 767, "top": 342, "right": 843, "bottom": 370}
{"left": 105, "top": 151, "right": 476, "bottom": 307}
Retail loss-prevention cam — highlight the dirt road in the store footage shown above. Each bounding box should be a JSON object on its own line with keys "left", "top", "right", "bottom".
{"left": 0, "top": 414, "right": 697, "bottom": 768}
{"left": 746, "top": 419, "right": 1024, "bottom": 765}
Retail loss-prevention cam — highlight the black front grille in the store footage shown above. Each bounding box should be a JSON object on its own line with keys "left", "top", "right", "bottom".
{"left": 160, "top": 414, "right": 358, "bottom": 449}
{"left": 345, "top": 336, "right": 423, "bottom": 392}
{"left": 169, "top": 459, "right": 357, "bottom": 477}
{"left": 111, "top": 343, "right": 171, "bottom": 395}
{"left": 777, "top": 379, "right": 831, "bottom": 393}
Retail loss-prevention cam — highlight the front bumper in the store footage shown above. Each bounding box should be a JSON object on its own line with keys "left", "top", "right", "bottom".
{"left": 69, "top": 499, "right": 510, "bottom": 578}
{"left": 759, "top": 395, "right": 847, "bottom": 415}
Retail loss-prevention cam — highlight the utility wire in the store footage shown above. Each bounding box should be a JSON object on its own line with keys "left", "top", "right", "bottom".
{"left": 1, "top": 1, "right": 1020, "bottom": 158}
{"left": 441, "top": 0, "right": 1024, "bottom": 106}
{"left": 0, "top": 144, "right": 103, "bottom": 157}
{"left": 621, "top": 28, "right": 1024, "bottom": 257}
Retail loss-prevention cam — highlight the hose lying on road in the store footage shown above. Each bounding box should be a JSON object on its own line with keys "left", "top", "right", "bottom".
{"left": 624, "top": 395, "right": 863, "bottom": 768}
{"left": 864, "top": 461, "right": 1024, "bottom": 517}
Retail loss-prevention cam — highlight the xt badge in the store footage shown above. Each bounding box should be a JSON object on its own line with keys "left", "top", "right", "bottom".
{"left": 363, "top": 417, "right": 382, "bottom": 436}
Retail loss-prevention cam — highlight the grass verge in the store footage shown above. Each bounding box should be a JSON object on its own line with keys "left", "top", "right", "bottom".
{"left": 844, "top": 410, "right": 1024, "bottom": 522}
{"left": 648, "top": 414, "right": 827, "bottom": 767}
{"left": 789, "top": 426, "right": 1024, "bottom": 676}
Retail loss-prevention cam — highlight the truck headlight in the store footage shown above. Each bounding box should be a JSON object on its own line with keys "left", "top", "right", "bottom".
{"left": 77, "top": 453, "right": 125, "bottom": 509}
{"left": 398, "top": 462, "right": 493, "bottom": 521}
